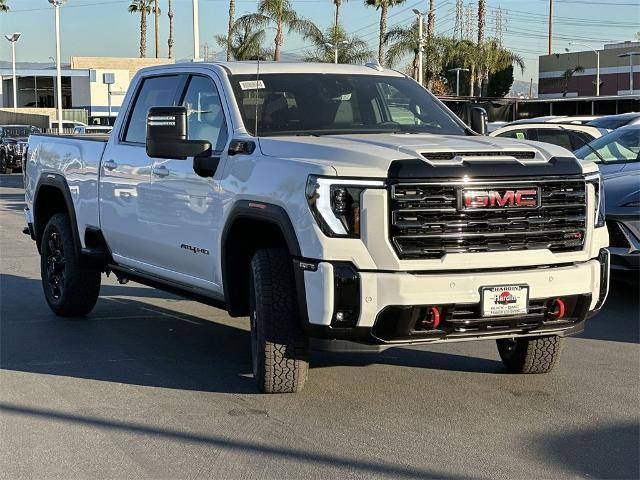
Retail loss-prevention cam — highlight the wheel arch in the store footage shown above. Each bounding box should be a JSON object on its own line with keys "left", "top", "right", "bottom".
{"left": 33, "top": 174, "right": 81, "bottom": 256}
{"left": 221, "top": 200, "right": 302, "bottom": 317}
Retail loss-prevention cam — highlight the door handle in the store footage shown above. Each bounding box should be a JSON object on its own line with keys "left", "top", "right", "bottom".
{"left": 152, "top": 165, "right": 170, "bottom": 177}
{"left": 103, "top": 159, "right": 118, "bottom": 171}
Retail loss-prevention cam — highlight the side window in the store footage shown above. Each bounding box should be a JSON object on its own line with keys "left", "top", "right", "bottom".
{"left": 498, "top": 129, "right": 527, "bottom": 140}
{"left": 181, "top": 76, "right": 228, "bottom": 153}
{"left": 535, "top": 129, "right": 573, "bottom": 151}
{"left": 124, "top": 75, "right": 181, "bottom": 144}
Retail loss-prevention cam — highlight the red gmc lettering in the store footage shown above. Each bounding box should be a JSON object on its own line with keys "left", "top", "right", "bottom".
{"left": 515, "top": 189, "right": 538, "bottom": 206}
{"left": 464, "top": 189, "right": 538, "bottom": 208}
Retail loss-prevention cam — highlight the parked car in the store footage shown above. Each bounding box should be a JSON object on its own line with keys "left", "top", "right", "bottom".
{"left": 509, "top": 116, "right": 600, "bottom": 126}
{"left": 72, "top": 125, "right": 113, "bottom": 135}
{"left": 49, "top": 120, "right": 87, "bottom": 132}
{"left": 575, "top": 126, "right": 639, "bottom": 272}
{"left": 586, "top": 113, "right": 640, "bottom": 131}
{"left": 489, "top": 123, "right": 605, "bottom": 152}
{"left": 0, "top": 125, "right": 41, "bottom": 174}
{"left": 25, "top": 62, "right": 609, "bottom": 393}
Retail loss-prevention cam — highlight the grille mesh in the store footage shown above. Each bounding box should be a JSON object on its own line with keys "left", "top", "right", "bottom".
{"left": 389, "top": 177, "right": 587, "bottom": 259}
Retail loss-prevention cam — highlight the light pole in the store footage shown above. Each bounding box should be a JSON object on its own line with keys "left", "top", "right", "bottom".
{"left": 412, "top": 9, "right": 426, "bottom": 86}
{"left": 448, "top": 67, "right": 469, "bottom": 97}
{"left": 324, "top": 41, "right": 349, "bottom": 64}
{"left": 4, "top": 33, "right": 21, "bottom": 111}
{"left": 618, "top": 52, "right": 640, "bottom": 94}
{"left": 567, "top": 42, "right": 600, "bottom": 96}
{"left": 192, "top": 0, "right": 200, "bottom": 60}
{"left": 48, "top": 0, "right": 67, "bottom": 133}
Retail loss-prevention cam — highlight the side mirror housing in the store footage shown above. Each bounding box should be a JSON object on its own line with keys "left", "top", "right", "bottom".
{"left": 470, "top": 107, "right": 488, "bottom": 135}
{"left": 146, "top": 106, "right": 211, "bottom": 159}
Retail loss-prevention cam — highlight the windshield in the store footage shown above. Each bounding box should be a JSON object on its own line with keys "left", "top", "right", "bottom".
{"left": 587, "top": 116, "right": 636, "bottom": 130}
{"left": 575, "top": 128, "right": 640, "bottom": 163}
{"left": 2, "top": 126, "right": 39, "bottom": 138}
{"left": 229, "top": 73, "right": 467, "bottom": 137}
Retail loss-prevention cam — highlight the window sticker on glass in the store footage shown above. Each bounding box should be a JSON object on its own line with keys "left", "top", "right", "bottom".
{"left": 516, "top": 132, "right": 525, "bottom": 140}
{"left": 239, "top": 80, "right": 266, "bottom": 90}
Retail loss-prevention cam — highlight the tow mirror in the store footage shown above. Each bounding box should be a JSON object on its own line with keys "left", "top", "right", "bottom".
{"left": 470, "top": 107, "right": 488, "bottom": 135}
{"left": 146, "top": 106, "right": 211, "bottom": 159}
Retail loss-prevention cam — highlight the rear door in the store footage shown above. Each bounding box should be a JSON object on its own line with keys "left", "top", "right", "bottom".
{"left": 99, "top": 74, "right": 184, "bottom": 268}
{"left": 142, "top": 73, "right": 229, "bottom": 288}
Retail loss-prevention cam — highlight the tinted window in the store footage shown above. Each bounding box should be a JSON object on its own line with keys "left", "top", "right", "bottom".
{"left": 497, "top": 129, "right": 528, "bottom": 140}
{"left": 229, "top": 74, "right": 466, "bottom": 137}
{"left": 587, "top": 116, "right": 636, "bottom": 130}
{"left": 575, "top": 128, "right": 640, "bottom": 163}
{"left": 570, "top": 131, "right": 595, "bottom": 150}
{"left": 124, "top": 75, "right": 181, "bottom": 143}
{"left": 534, "top": 129, "right": 573, "bottom": 151}
{"left": 181, "top": 76, "right": 228, "bottom": 152}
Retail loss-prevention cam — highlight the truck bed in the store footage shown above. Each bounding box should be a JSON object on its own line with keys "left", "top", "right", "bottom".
{"left": 25, "top": 133, "right": 108, "bottom": 248}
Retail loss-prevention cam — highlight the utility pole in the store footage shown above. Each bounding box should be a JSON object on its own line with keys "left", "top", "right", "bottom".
{"left": 325, "top": 40, "right": 349, "bottom": 64}
{"left": 192, "top": 0, "right": 200, "bottom": 60}
{"left": 548, "top": 0, "right": 553, "bottom": 55}
{"left": 413, "top": 9, "right": 426, "bottom": 86}
{"left": 448, "top": 67, "right": 469, "bottom": 97}
{"left": 618, "top": 52, "right": 640, "bottom": 93}
{"left": 154, "top": 0, "right": 159, "bottom": 58}
{"left": 4, "top": 33, "right": 21, "bottom": 111}
{"left": 48, "top": 0, "right": 66, "bottom": 133}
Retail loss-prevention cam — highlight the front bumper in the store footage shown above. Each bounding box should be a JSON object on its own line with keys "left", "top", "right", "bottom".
{"left": 299, "top": 253, "right": 609, "bottom": 345}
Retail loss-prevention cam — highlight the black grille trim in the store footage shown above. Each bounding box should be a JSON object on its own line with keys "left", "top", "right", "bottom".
{"left": 421, "top": 151, "right": 536, "bottom": 161}
{"left": 389, "top": 176, "right": 587, "bottom": 260}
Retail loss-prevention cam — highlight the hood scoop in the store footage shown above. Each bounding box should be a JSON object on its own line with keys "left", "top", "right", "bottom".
{"left": 421, "top": 150, "right": 543, "bottom": 166}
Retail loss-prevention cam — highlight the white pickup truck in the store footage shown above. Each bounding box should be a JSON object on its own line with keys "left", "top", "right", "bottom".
{"left": 24, "top": 62, "right": 609, "bottom": 393}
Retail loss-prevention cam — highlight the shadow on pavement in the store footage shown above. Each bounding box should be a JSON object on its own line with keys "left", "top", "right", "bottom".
{"left": 0, "top": 191, "right": 26, "bottom": 212}
{"left": 530, "top": 421, "right": 640, "bottom": 479}
{"left": 0, "top": 402, "right": 462, "bottom": 479}
{"left": 1, "top": 274, "right": 511, "bottom": 394}
{"left": 578, "top": 274, "right": 639, "bottom": 344}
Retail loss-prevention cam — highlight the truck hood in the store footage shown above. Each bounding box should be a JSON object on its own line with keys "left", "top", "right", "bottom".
{"left": 257, "top": 133, "right": 577, "bottom": 177}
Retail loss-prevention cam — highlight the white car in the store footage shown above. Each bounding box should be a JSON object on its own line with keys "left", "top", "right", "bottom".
{"left": 72, "top": 125, "right": 113, "bottom": 135}
{"left": 490, "top": 123, "right": 606, "bottom": 152}
{"left": 24, "top": 62, "right": 609, "bottom": 393}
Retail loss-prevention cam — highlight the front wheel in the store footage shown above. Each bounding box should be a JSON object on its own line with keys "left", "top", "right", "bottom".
{"left": 249, "top": 248, "right": 309, "bottom": 393}
{"left": 40, "top": 213, "right": 101, "bottom": 317}
{"left": 496, "top": 336, "right": 562, "bottom": 373}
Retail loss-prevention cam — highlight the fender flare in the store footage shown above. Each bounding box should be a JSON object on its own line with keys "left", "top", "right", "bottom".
{"left": 221, "top": 200, "right": 302, "bottom": 314}
{"left": 33, "top": 173, "right": 81, "bottom": 256}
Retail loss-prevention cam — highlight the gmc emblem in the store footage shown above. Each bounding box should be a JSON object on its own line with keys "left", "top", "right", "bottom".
{"left": 461, "top": 188, "right": 540, "bottom": 209}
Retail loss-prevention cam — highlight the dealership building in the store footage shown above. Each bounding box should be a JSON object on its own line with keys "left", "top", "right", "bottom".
{"left": 0, "top": 57, "right": 173, "bottom": 123}
{"left": 538, "top": 41, "right": 640, "bottom": 98}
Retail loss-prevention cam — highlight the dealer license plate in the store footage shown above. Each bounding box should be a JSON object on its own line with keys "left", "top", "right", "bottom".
{"left": 481, "top": 285, "right": 529, "bottom": 317}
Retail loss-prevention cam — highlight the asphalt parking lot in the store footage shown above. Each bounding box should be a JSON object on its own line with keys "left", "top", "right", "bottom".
{"left": 0, "top": 173, "right": 638, "bottom": 479}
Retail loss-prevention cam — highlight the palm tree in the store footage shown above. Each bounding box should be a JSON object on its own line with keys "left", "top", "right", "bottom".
{"left": 129, "top": 0, "right": 156, "bottom": 58}
{"left": 333, "top": 0, "right": 349, "bottom": 38}
{"left": 558, "top": 66, "right": 584, "bottom": 97}
{"left": 303, "top": 25, "right": 374, "bottom": 64}
{"left": 167, "top": 0, "right": 174, "bottom": 58}
{"left": 364, "top": 0, "right": 406, "bottom": 66}
{"left": 237, "top": 0, "right": 320, "bottom": 61}
{"left": 227, "top": 0, "right": 235, "bottom": 61}
{"left": 0, "top": 0, "right": 9, "bottom": 13}
{"left": 215, "top": 22, "right": 271, "bottom": 61}
{"left": 477, "top": 40, "right": 525, "bottom": 95}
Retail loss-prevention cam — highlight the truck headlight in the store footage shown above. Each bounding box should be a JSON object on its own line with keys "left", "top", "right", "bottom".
{"left": 586, "top": 173, "right": 605, "bottom": 228}
{"left": 306, "top": 176, "right": 385, "bottom": 237}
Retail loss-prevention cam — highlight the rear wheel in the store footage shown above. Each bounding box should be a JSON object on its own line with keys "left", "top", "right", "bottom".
{"left": 496, "top": 336, "right": 562, "bottom": 373}
{"left": 40, "top": 213, "right": 101, "bottom": 317}
{"left": 249, "top": 248, "right": 309, "bottom": 393}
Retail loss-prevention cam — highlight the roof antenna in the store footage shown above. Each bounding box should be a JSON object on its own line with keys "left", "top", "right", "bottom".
{"left": 254, "top": 56, "right": 261, "bottom": 138}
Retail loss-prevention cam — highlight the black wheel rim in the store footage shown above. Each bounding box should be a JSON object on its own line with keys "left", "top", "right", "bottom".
{"left": 46, "top": 230, "right": 66, "bottom": 300}
{"left": 249, "top": 276, "right": 258, "bottom": 377}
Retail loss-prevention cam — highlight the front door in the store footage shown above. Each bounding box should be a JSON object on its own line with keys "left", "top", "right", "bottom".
{"left": 100, "top": 74, "right": 184, "bottom": 269}
{"left": 143, "top": 74, "right": 229, "bottom": 289}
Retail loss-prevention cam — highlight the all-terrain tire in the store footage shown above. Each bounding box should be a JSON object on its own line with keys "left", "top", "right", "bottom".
{"left": 40, "top": 213, "right": 101, "bottom": 317}
{"left": 250, "top": 248, "right": 309, "bottom": 393}
{"left": 496, "top": 336, "right": 562, "bottom": 373}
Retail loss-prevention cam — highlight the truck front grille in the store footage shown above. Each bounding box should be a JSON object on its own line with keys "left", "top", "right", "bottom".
{"left": 389, "top": 177, "right": 587, "bottom": 259}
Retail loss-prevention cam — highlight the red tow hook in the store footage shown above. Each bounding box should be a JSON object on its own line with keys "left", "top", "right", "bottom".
{"left": 430, "top": 307, "right": 441, "bottom": 329}
{"left": 548, "top": 298, "right": 566, "bottom": 320}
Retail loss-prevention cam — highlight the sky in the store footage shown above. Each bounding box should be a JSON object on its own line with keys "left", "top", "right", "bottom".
{"left": 1, "top": 0, "right": 638, "bottom": 82}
